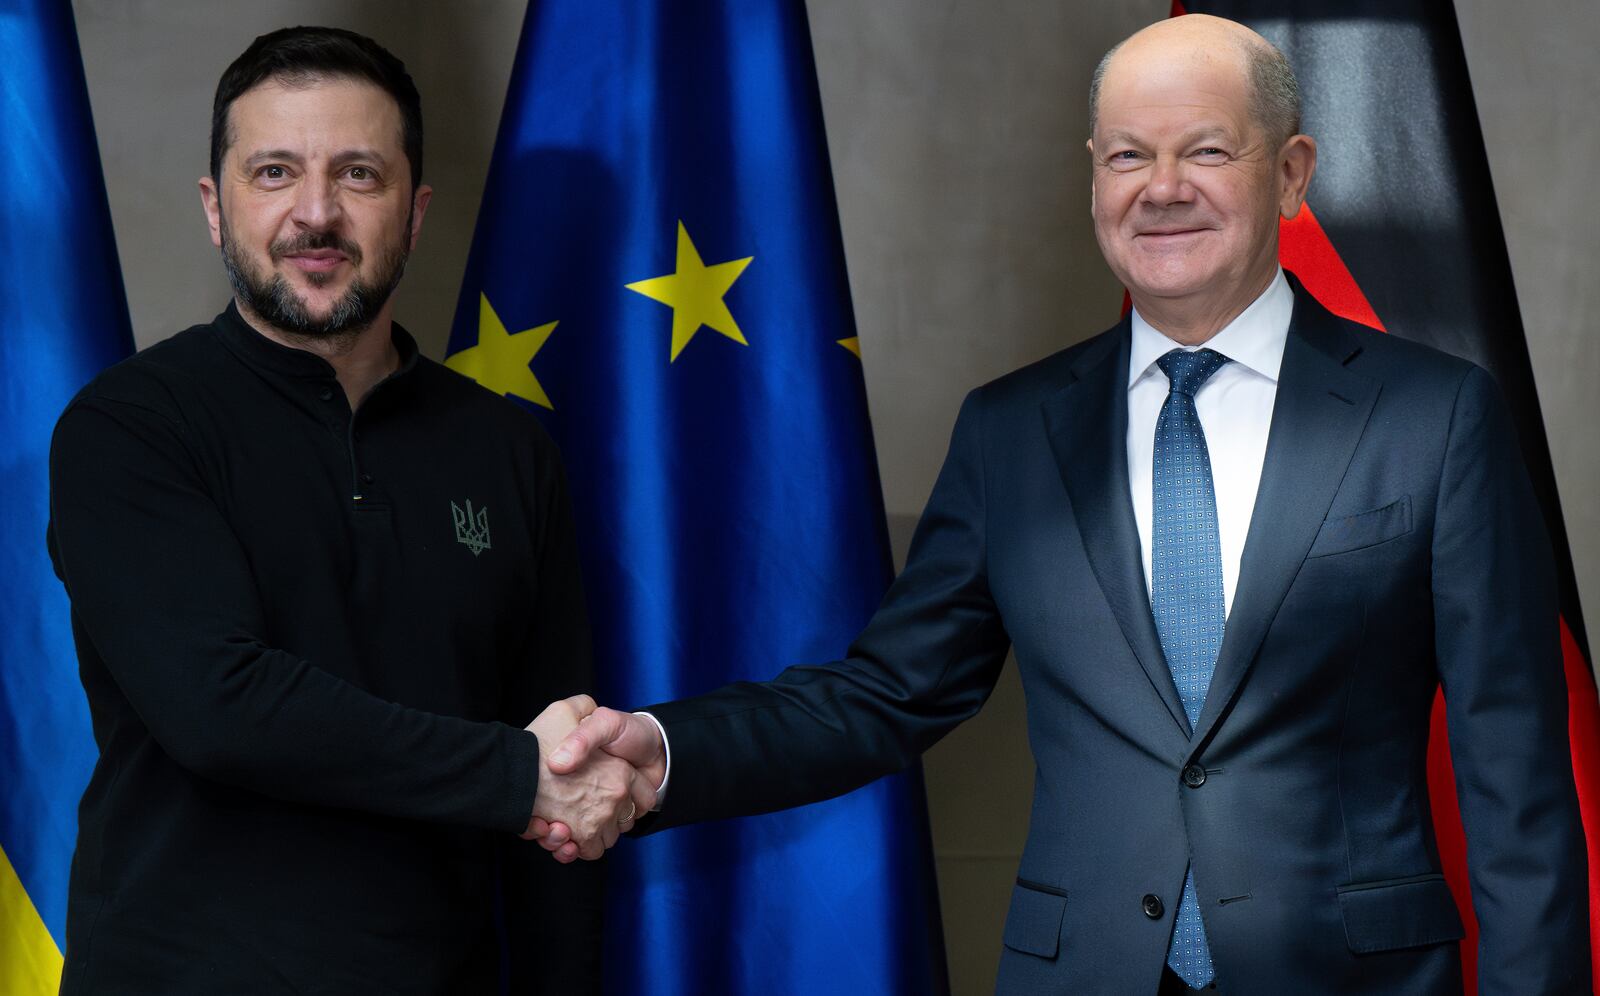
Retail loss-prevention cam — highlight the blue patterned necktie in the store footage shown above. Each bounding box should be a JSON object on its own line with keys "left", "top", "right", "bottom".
{"left": 1152, "top": 347, "right": 1229, "bottom": 989}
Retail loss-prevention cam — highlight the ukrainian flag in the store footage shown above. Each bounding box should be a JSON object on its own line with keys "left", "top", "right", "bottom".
{"left": 0, "top": 4, "right": 133, "bottom": 992}
{"left": 447, "top": 2, "right": 947, "bottom": 991}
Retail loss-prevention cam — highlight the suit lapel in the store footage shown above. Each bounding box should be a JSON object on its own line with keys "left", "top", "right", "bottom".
{"left": 1189, "top": 291, "right": 1380, "bottom": 748}
{"left": 1041, "top": 322, "right": 1191, "bottom": 735}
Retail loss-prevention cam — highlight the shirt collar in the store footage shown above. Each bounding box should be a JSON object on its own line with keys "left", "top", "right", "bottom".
{"left": 213, "top": 299, "right": 421, "bottom": 384}
{"left": 1128, "top": 267, "right": 1293, "bottom": 389}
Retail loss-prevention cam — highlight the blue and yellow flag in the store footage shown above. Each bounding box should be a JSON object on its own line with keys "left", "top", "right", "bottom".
{"left": 0, "top": 3, "right": 134, "bottom": 993}
{"left": 448, "top": 2, "right": 947, "bottom": 991}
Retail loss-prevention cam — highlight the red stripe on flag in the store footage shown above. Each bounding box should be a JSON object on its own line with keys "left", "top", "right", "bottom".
{"left": 1278, "top": 206, "right": 1386, "bottom": 331}
{"left": 1562, "top": 617, "right": 1600, "bottom": 994}
{"left": 1426, "top": 688, "right": 1481, "bottom": 992}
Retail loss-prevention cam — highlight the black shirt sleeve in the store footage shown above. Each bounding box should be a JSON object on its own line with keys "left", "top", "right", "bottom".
{"left": 49, "top": 393, "right": 540, "bottom": 833}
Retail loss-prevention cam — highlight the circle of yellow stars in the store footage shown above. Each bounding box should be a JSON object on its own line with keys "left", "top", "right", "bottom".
{"left": 445, "top": 220, "right": 862, "bottom": 408}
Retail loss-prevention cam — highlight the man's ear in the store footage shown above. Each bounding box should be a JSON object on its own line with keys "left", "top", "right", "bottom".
{"left": 1086, "top": 138, "right": 1097, "bottom": 214}
{"left": 199, "top": 176, "right": 223, "bottom": 249}
{"left": 408, "top": 184, "right": 433, "bottom": 252}
{"left": 1277, "top": 134, "right": 1317, "bottom": 220}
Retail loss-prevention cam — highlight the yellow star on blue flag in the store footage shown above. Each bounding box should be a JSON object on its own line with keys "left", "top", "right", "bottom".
{"left": 445, "top": 293, "right": 557, "bottom": 409}
{"left": 625, "top": 222, "right": 753, "bottom": 362}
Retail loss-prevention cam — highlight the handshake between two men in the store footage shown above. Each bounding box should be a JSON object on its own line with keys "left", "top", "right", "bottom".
{"left": 524, "top": 696, "right": 666, "bottom": 862}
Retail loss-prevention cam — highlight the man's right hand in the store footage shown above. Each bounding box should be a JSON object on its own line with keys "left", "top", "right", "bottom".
{"left": 523, "top": 695, "right": 657, "bottom": 862}
{"left": 525, "top": 707, "right": 668, "bottom": 862}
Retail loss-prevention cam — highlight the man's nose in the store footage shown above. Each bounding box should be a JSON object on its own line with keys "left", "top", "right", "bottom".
{"left": 289, "top": 175, "right": 343, "bottom": 230}
{"left": 1142, "top": 154, "right": 1194, "bottom": 207}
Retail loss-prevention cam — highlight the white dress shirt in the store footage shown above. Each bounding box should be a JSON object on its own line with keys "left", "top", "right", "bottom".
{"left": 635, "top": 711, "right": 671, "bottom": 807}
{"left": 1127, "top": 269, "right": 1293, "bottom": 618}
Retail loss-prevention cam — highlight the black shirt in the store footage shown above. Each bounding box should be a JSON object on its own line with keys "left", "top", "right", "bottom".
{"left": 47, "top": 304, "right": 599, "bottom": 994}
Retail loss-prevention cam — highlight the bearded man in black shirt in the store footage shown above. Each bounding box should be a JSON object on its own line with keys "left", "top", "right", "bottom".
{"left": 45, "top": 27, "right": 647, "bottom": 994}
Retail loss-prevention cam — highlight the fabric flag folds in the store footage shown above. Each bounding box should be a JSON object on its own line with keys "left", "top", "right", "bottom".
{"left": 1173, "top": 2, "right": 1600, "bottom": 991}
{"left": 0, "top": 4, "right": 134, "bottom": 995}
{"left": 448, "top": 2, "right": 947, "bottom": 992}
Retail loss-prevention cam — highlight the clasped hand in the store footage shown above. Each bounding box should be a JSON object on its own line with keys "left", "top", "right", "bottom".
{"left": 522, "top": 695, "right": 666, "bottom": 863}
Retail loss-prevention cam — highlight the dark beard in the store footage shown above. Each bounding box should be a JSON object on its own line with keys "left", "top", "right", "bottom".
{"left": 219, "top": 210, "right": 411, "bottom": 340}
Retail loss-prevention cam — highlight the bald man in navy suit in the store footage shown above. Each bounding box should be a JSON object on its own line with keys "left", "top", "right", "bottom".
{"left": 538, "top": 15, "right": 1588, "bottom": 994}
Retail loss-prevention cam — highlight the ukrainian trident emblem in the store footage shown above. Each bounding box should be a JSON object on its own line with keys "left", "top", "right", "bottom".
{"left": 451, "top": 500, "right": 491, "bottom": 556}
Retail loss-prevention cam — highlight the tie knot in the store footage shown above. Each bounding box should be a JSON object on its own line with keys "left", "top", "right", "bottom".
{"left": 1157, "top": 348, "right": 1228, "bottom": 397}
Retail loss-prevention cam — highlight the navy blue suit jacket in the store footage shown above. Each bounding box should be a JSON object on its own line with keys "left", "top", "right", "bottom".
{"left": 645, "top": 284, "right": 1589, "bottom": 993}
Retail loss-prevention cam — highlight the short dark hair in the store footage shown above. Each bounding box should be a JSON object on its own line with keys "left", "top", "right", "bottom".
{"left": 210, "top": 26, "right": 423, "bottom": 187}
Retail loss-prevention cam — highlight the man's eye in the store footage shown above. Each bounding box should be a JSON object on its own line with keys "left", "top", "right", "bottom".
{"left": 261, "top": 165, "right": 286, "bottom": 180}
{"left": 1193, "top": 148, "right": 1229, "bottom": 161}
{"left": 346, "top": 166, "right": 377, "bottom": 183}
{"left": 1106, "top": 150, "right": 1145, "bottom": 171}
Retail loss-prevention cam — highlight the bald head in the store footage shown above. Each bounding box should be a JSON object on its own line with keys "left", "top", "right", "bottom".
{"left": 1090, "top": 15, "right": 1301, "bottom": 150}
{"left": 1083, "top": 12, "right": 1318, "bottom": 341}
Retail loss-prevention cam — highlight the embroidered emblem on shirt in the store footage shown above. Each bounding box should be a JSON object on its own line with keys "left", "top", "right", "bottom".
{"left": 451, "top": 500, "right": 492, "bottom": 556}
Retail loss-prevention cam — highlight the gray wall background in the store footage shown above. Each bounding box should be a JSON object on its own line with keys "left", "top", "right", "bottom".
{"left": 72, "top": 1, "right": 1598, "bottom": 991}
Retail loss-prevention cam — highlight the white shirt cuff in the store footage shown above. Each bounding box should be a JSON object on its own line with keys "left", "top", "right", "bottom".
{"left": 632, "top": 711, "right": 671, "bottom": 810}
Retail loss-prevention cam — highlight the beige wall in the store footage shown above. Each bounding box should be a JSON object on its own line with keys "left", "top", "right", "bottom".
{"left": 1455, "top": 0, "right": 1600, "bottom": 655}
{"left": 73, "top": 1, "right": 1598, "bottom": 992}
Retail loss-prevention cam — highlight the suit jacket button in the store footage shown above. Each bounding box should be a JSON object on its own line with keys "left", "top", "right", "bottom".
{"left": 1183, "top": 765, "right": 1207, "bottom": 788}
{"left": 1142, "top": 894, "right": 1164, "bottom": 919}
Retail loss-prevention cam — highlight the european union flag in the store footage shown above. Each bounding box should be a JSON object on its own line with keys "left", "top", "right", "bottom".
{"left": 447, "top": 2, "right": 947, "bottom": 991}
{"left": 0, "top": 3, "right": 133, "bottom": 992}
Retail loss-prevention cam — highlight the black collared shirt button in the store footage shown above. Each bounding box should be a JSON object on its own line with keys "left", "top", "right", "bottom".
{"left": 1183, "top": 765, "right": 1207, "bottom": 788}
{"left": 1142, "top": 894, "right": 1164, "bottom": 919}
{"left": 318, "top": 388, "right": 334, "bottom": 401}
{"left": 361, "top": 473, "right": 374, "bottom": 484}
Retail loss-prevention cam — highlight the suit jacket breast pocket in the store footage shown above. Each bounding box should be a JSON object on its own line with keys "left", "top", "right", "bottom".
{"left": 1307, "top": 495, "right": 1412, "bottom": 559}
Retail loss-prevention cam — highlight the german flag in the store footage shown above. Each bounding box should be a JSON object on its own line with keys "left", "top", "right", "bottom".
{"left": 1171, "top": 1, "right": 1598, "bottom": 991}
